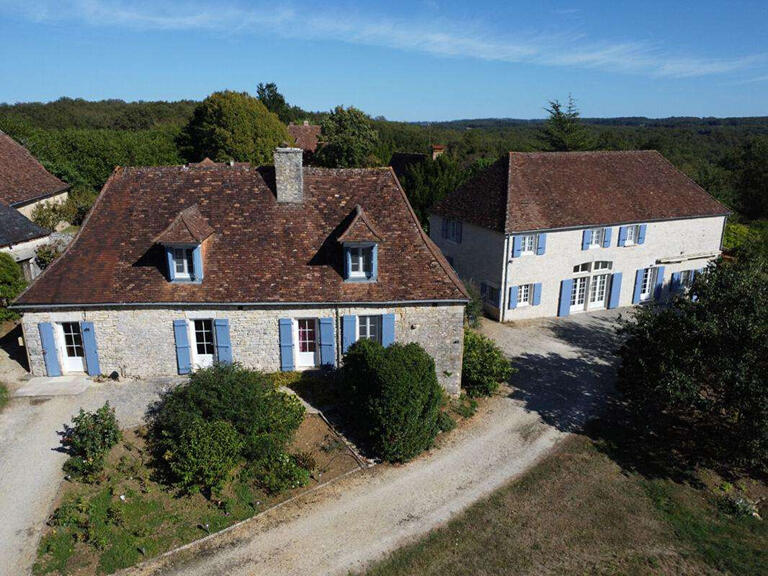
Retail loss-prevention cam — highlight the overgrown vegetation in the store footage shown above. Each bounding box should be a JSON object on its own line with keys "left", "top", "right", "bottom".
{"left": 0, "top": 253, "right": 26, "bottom": 321}
{"left": 60, "top": 403, "right": 122, "bottom": 481}
{"left": 342, "top": 339, "right": 442, "bottom": 462}
{"left": 461, "top": 330, "right": 513, "bottom": 398}
{"left": 618, "top": 248, "right": 767, "bottom": 472}
{"left": 0, "top": 383, "right": 9, "bottom": 411}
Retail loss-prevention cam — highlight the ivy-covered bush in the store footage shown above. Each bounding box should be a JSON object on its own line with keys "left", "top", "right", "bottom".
{"left": 462, "top": 330, "right": 513, "bottom": 397}
{"left": 148, "top": 363, "right": 306, "bottom": 494}
{"left": 60, "top": 402, "right": 121, "bottom": 481}
{"left": 0, "top": 253, "right": 26, "bottom": 321}
{"left": 342, "top": 339, "right": 442, "bottom": 462}
{"left": 168, "top": 419, "right": 242, "bottom": 495}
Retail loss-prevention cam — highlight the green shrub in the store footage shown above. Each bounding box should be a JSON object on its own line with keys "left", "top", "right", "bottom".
{"left": 463, "top": 280, "right": 484, "bottom": 328}
{"left": 148, "top": 363, "right": 305, "bottom": 492}
{"left": 0, "top": 383, "right": 9, "bottom": 411}
{"left": 168, "top": 419, "right": 242, "bottom": 495}
{"left": 342, "top": 339, "right": 442, "bottom": 462}
{"left": 437, "top": 410, "right": 457, "bottom": 433}
{"left": 254, "top": 452, "right": 311, "bottom": 494}
{"left": 31, "top": 200, "right": 62, "bottom": 230}
{"left": 461, "top": 329, "right": 513, "bottom": 397}
{"left": 60, "top": 402, "right": 121, "bottom": 481}
{"left": 0, "top": 253, "right": 26, "bottom": 321}
{"left": 452, "top": 393, "right": 478, "bottom": 418}
{"left": 35, "top": 240, "right": 66, "bottom": 271}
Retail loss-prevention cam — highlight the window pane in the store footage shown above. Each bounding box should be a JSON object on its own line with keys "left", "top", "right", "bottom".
{"left": 194, "top": 320, "right": 214, "bottom": 355}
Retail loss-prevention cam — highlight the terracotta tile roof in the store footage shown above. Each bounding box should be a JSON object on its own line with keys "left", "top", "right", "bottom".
{"left": 154, "top": 204, "right": 215, "bottom": 244}
{"left": 0, "top": 131, "right": 69, "bottom": 206}
{"left": 16, "top": 162, "right": 467, "bottom": 306}
{"left": 432, "top": 151, "right": 730, "bottom": 233}
{"left": 0, "top": 202, "right": 49, "bottom": 248}
{"left": 337, "top": 205, "right": 383, "bottom": 243}
{"left": 287, "top": 123, "right": 322, "bottom": 153}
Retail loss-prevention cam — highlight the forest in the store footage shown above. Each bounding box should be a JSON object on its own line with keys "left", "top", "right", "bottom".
{"left": 1, "top": 89, "right": 766, "bottom": 252}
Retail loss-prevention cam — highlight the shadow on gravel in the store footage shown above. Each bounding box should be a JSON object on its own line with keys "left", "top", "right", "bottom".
{"left": 508, "top": 315, "right": 623, "bottom": 434}
{"left": 0, "top": 323, "right": 28, "bottom": 371}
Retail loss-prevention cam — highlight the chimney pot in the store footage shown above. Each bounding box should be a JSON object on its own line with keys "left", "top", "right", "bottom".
{"left": 274, "top": 147, "right": 304, "bottom": 203}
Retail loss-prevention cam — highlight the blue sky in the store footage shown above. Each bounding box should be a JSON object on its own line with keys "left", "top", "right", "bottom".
{"left": 1, "top": 0, "right": 766, "bottom": 120}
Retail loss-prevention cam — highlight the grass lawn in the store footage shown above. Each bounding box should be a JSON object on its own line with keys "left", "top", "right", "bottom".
{"left": 34, "top": 414, "right": 360, "bottom": 575}
{"left": 362, "top": 435, "right": 766, "bottom": 576}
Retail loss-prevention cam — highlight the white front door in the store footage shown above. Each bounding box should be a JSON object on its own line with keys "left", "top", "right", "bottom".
{"left": 589, "top": 274, "right": 609, "bottom": 309}
{"left": 59, "top": 322, "right": 86, "bottom": 373}
{"left": 296, "top": 319, "right": 319, "bottom": 368}
{"left": 192, "top": 319, "right": 215, "bottom": 368}
{"left": 570, "top": 277, "right": 588, "bottom": 313}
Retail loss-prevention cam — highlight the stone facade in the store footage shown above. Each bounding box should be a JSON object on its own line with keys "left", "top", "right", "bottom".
{"left": 14, "top": 191, "right": 69, "bottom": 219}
{"left": 21, "top": 303, "right": 465, "bottom": 396}
{"left": 430, "top": 213, "right": 727, "bottom": 321}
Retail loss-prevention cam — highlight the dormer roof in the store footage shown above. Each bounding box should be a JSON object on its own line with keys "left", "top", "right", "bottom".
{"left": 154, "top": 204, "right": 214, "bottom": 245}
{"left": 337, "top": 205, "right": 383, "bottom": 243}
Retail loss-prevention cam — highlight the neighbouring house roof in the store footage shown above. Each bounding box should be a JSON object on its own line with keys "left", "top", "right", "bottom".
{"left": 0, "top": 202, "right": 49, "bottom": 248}
{"left": 432, "top": 151, "right": 731, "bottom": 234}
{"left": 337, "top": 205, "right": 383, "bottom": 243}
{"left": 15, "top": 162, "right": 467, "bottom": 307}
{"left": 0, "top": 131, "right": 70, "bottom": 207}
{"left": 154, "top": 204, "right": 215, "bottom": 244}
{"left": 388, "top": 152, "right": 427, "bottom": 181}
{"left": 287, "top": 123, "right": 322, "bottom": 153}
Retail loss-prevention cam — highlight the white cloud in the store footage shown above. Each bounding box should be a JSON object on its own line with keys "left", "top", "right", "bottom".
{"left": 3, "top": 0, "right": 765, "bottom": 79}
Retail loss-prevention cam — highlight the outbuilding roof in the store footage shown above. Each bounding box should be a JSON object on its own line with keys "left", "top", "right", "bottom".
{"left": 15, "top": 162, "right": 467, "bottom": 307}
{"left": 287, "top": 123, "right": 322, "bottom": 153}
{"left": 0, "top": 131, "right": 69, "bottom": 206}
{"left": 0, "top": 202, "right": 49, "bottom": 248}
{"left": 432, "top": 150, "right": 730, "bottom": 233}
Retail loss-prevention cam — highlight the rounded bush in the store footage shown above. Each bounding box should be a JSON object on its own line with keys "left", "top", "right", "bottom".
{"left": 60, "top": 402, "right": 121, "bottom": 481}
{"left": 461, "top": 329, "right": 513, "bottom": 397}
{"left": 342, "top": 340, "right": 442, "bottom": 462}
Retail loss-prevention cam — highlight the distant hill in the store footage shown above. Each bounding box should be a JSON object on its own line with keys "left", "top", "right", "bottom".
{"left": 422, "top": 116, "right": 768, "bottom": 130}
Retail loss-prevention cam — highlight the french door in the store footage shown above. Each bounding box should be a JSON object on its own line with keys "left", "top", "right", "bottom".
{"left": 193, "top": 319, "right": 215, "bottom": 368}
{"left": 296, "top": 319, "right": 318, "bottom": 367}
{"left": 588, "top": 274, "right": 609, "bottom": 309}
{"left": 59, "top": 322, "right": 86, "bottom": 373}
{"left": 570, "top": 277, "right": 588, "bottom": 312}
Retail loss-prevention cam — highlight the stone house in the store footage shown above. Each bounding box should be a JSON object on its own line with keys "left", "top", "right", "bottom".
{"left": 0, "top": 202, "right": 51, "bottom": 281}
{"left": 13, "top": 148, "right": 467, "bottom": 395}
{"left": 429, "top": 151, "right": 729, "bottom": 321}
{"left": 0, "top": 130, "right": 70, "bottom": 219}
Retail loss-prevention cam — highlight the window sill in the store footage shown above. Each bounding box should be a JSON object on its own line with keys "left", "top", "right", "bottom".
{"left": 170, "top": 278, "right": 202, "bottom": 284}
{"left": 344, "top": 277, "right": 377, "bottom": 283}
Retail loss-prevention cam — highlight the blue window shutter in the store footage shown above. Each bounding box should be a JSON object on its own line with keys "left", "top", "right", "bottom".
{"left": 653, "top": 266, "right": 665, "bottom": 299}
{"left": 191, "top": 245, "right": 203, "bottom": 281}
{"left": 319, "top": 317, "right": 335, "bottom": 366}
{"left": 342, "top": 315, "right": 357, "bottom": 353}
{"left": 370, "top": 245, "right": 378, "bottom": 281}
{"left": 80, "top": 321, "right": 101, "bottom": 376}
{"left": 608, "top": 272, "right": 623, "bottom": 309}
{"left": 532, "top": 283, "right": 542, "bottom": 306}
{"left": 38, "top": 322, "right": 61, "bottom": 377}
{"left": 173, "top": 320, "right": 192, "bottom": 375}
{"left": 278, "top": 318, "right": 294, "bottom": 371}
{"left": 165, "top": 247, "right": 176, "bottom": 281}
{"left": 558, "top": 280, "right": 572, "bottom": 317}
{"left": 536, "top": 233, "right": 546, "bottom": 255}
{"left": 618, "top": 226, "right": 628, "bottom": 247}
{"left": 344, "top": 247, "right": 351, "bottom": 280}
{"left": 602, "top": 228, "right": 612, "bottom": 248}
{"left": 382, "top": 313, "right": 395, "bottom": 347}
{"left": 508, "top": 286, "right": 518, "bottom": 309}
{"left": 670, "top": 272, "right": 681, "bottom": 293}
{"left": 213, "top": 319, "right": 232, "bottom": 364}
{"left": 581, "top": 230, "right": 592, "bottom": 250}
{"left": 632, "top": 269, "right": 644, "bottom": 304}
{"left": 512, "top": 236, "right": 522, "bottom": 258}
{"left": 637, "top": 224, "right": 647, "bottom": 245}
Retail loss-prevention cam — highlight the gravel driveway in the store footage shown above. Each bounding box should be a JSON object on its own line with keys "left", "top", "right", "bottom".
{"left": 128, "top": 310, "right": 624, "bottom": 576}
{"left": 0, "top": 378, "right": 172, "bottom": 576}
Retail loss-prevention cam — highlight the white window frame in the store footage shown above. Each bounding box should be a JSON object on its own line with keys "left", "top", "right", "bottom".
{"left": 680, "top": 269, "right": 694, "bottom": 289}
{"left": 190, "top": 318, "right": 216, "bottom": 368}
{"left": 357, "top": 315, "right": 382, "bottom": 344}
{"left": 348, "top": 247, "right": 366, "bottom": 278}
{"left": 625, "top": 225, "right": 639, "bottom": 246}
{"left": 482, "top": 283, "right": 501, "bottom": 307}
{"left": 520, "top": 234, "right": 536, "bottom": 256}
{"left": 517, "top": 284, "right": 532, "bottom": 307}
{"left": 444, "top": 218, "right": 462, "bottom": 243}
{"left": 640, "top": 267, "right": 656, "bottom": 301}
{"left": 573, "top": 262, "right": 592, "bottom": 274}
{"left": 589, "top": 228, "right": 605, "bottom": 249}
{"left": 173, "top": 247, "right": 193, "bottom": 280}
{"left": 570, "top": 276, "right": 588, "bottom": 311}
{"left": 593, "top": 260, "right": 612, "bottom": 271}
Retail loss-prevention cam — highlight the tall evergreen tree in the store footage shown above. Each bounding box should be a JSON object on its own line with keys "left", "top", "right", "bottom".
{"left": 538, "top": 95, "right": 595, "bottom": 151}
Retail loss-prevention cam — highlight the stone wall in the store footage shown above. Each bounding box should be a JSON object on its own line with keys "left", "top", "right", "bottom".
{"left": 21, "top": 303, "right": 465, "bottom": 395}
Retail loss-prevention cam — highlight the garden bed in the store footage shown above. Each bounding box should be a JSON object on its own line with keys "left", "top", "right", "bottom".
{"left": 34, "top": 413, "right": 361, "bottom": 575}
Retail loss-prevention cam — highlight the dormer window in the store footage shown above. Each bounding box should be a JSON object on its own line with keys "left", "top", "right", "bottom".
{"left": 153, "top": 204, "right": 214, "bottom": 284}
{"left": 344, "top": 243, "right": 378, "bottom": 282}
{"left": 173, "top": 247, "right": 194, "bottom": 280}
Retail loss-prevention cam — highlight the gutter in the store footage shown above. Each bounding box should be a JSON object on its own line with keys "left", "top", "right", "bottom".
{"left": 10, "top": 298, "right": 469, "bottom": 312}
{"left": 9, "top": 185, "right": 72, "bottom": 209}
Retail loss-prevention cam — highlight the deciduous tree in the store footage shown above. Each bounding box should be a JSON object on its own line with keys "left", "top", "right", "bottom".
{"left": 316, "top": 106, "right": 380, "bottom": 168}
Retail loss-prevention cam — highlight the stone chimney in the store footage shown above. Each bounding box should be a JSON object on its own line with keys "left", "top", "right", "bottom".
{"left": 274, "top": 147, "right": 303, "bottom": 203}
{"left": 431, "top": 144, "right": 446, "bottom": 160}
